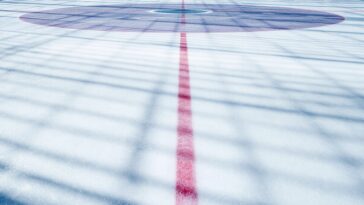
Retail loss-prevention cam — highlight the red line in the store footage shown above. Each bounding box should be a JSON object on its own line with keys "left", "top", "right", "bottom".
{"left": 176, "top": 4, "right": 198, "bottom": 205}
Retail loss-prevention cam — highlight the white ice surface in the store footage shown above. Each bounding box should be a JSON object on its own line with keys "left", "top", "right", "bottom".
{"left": 0, "top": 0, "right": 364, "bottom": 205}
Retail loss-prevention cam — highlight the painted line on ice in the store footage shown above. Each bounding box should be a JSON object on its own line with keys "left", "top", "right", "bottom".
{"left": 176, "top": 1, "right": 198, "bottom": 204}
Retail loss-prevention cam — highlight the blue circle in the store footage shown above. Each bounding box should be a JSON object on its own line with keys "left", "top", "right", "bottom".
{"left": 20, "top": 4, "right": 345, "bottom": 33}
{"left": 152, "top": 9, "right": 210, "bottom": 14}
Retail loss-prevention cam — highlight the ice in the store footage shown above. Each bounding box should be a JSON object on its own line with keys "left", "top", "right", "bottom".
{"left": 0, "top": 0, "right": 364, "bottom": 205}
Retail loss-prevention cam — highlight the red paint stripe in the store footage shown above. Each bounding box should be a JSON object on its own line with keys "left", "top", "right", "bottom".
{"left": 176, "top": 6, "right": 198, "bottom": 205}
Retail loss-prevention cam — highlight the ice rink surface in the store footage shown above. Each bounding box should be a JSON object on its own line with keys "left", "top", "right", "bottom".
{"left": 0, "top": 0, "right": 364, "bottom": 205}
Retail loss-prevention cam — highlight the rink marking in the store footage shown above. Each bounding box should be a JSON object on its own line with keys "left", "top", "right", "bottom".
{"left": 176, "top": 1, "right": 198, "bottom": 205}
{"left": 19, "top": 5, "right": 345, "bottom": 32}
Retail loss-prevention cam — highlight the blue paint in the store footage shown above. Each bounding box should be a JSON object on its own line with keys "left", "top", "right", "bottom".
{"left": 152, "top": 9, "right": 210, "bottom": 14}
{"left": 20, "top": 4, "right": 345, "bottom": 32}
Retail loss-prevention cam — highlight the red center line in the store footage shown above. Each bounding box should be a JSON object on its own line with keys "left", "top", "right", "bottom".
{"left": 176, "top": 1, "right": 198, "bottom": 205}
